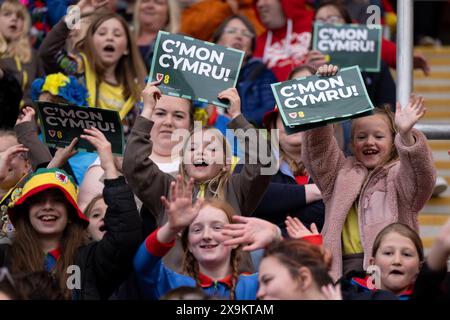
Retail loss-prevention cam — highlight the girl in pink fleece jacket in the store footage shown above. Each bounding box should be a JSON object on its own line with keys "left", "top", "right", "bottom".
{"left": 301, "top": 64, "right": 436, "bottom": 281}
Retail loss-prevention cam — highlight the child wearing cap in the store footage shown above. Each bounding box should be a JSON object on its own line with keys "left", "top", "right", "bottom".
{"left": 0, "top": 127, "right": 142, "bottom": 299}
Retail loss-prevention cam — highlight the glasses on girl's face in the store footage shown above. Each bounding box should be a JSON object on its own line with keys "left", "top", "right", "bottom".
{"left": 223, "top": 27, "right": 254, "bottom": 39}
{"left": 316, "top": 15, "right": 344, "bottom": 24}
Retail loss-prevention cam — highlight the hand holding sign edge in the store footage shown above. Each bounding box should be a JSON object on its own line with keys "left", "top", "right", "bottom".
{"left": 218, "top": 88, "right": 241, "bottom": 119}
{"left": 141, "top": 80, "right": 162, "bottom": 120}
{"left": 80, "top": 127, "right": 118, "bottom": 179}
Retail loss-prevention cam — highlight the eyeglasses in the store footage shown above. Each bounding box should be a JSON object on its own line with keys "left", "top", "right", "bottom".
{"left": 223, "top": 27, "right": 254, "bottom": 39}
{"left": 316, "top": 15, "right": 344, "bottom": 24}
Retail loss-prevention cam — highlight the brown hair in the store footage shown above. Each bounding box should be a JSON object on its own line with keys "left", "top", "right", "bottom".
{"left": 211, "top": 15, "right": 256, "bottom": 52}
{"left": 181, "top": 199, "right": 240, "bottom": 300}
{"left": 13, "top": 271, "right": 65, "bottom": 300}
{"left": 314, "top": 0, "right": 353, "bottom": 24}
{"left": 288, "top": 65, "right": 317, "bottom": 80}
{"left": 263, "top": 239, "right": 333, "bottom": 288}
{"left": 83, "top": 194, "right": 103, "bottom": 219}
{"left": 351, "top": 106, "right": 399, "bottom": 164}
{"left": 0, "top": 129, "right": 17, "bottom": 141}
{"left": 77, "top": 11, "right": 146, "bottom": 105}
{"left": 179, "top": 126, "right": 232, "bottom": 199}
{"left": 9, "top": 190, "right": 87, "bottom": 299}
{"left": 0, "top": 0, "right": 31, "bottom": 63}
{"left": 371, "top": 223, "right": 424, "bottom": 262}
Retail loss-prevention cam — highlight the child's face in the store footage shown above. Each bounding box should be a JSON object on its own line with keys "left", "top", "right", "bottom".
{"left": 138, "top": 0, "right": 169, "bottom": 31}
{"left": 150, "top": 95, "right": 191, "bottom": 154}
{"left": 257, "top": 256, "right": 304, "bottom": 300}
{"left": 87, "top": 198, "right": 107, "bottom": 242}
{"left": 370, "top": 232, "right": 420, "bottom": 295}
{"left": 352, "top": 114, "right": 394, "bottom": 170}
{"left": 93, "top": 18, "right": 128, "bottom": 67}
{"left": 28, "top": 189, "right": 69, "bottom": 238}
{"left": 183, "top": 129, "right": 227, "bottom": 183}
{"left": 0, "top": 135, "right": 30, "bottom": 190}
{"left": 0, "top": 8, "right": 24, "bottom": 42}
{"left": 187, "top": 205, "right": 233, "bottom": 268}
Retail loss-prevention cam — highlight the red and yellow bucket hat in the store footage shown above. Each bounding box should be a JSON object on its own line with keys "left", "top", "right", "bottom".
{"left": 8, "top": 168, "right": 89, "bottom": 227}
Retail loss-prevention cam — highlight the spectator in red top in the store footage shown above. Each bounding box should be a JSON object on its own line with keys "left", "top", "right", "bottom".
{"left": 253, "top": 0, "right": 314, "bottom": 81}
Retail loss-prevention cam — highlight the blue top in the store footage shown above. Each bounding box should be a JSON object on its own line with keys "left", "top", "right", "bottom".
{"left": 133, "top": 231, "right": 259, "bottom": 300}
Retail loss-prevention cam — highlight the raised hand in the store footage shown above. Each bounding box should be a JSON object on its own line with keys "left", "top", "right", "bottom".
{"left": 161, "top": 175, "right": 203, "bottom": 235}
{"left": 395, "top": 95, "right": 426, "bottom": 146}
{"left": 80, "top": 127, "right": 117, "bottom": 178}
{"left": 15, "top": 106, "right": 36, "bottom": 125}
{"left": 285, "top": 216, "right": 319, "bottom": 240}
{"left": 218, "top": 88, "right": 241, "bottom": 119}
{"left": 0, "top": 144, "right": 28, "bottom": 181}
{"left": 221, "top": 216, "right": 282, "bottom": 251}
{"left": 141, "top": 80, "right": 162, "bottom": 120}
{"left": 316, "top": 64, "right": 338, "bottom": 77}
{"left": 76, "top": 0, "right": 109, "bottom": 15}
{"left": 47, "top": 138, "right": 78, "bottom": 169}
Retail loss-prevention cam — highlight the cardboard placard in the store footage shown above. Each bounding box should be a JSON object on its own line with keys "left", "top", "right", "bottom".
{"left": 149, "top": 31, "right": 245, "bottom": 108}
{"left": 271, "top": 66, "right": 374, "bottom": 132}
{"left": 313, "top": 23, "right": 382, "bottom": 72}
{"left": 37, "top": 102, "right": 124, "bottom": 155}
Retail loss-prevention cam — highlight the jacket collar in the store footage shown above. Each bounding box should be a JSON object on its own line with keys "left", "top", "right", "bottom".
{"left": 198, "top": 272, "right": 233, "bottom": 288}
{"left": 352, "top": 276, "right": 413, "bottom": 297}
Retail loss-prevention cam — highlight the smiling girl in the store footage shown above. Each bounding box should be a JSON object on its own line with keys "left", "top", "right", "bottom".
{"left": 0, "top": 127, "right": 142, "bottom": 299}
{"left": 123, "top": 82, "right": 272, "bottom": 226}
{"left": 301, "top": 65, "right": 436, "bottom": 281}
{"left": 134, "top": 176, "right": 278, "bottom": 300}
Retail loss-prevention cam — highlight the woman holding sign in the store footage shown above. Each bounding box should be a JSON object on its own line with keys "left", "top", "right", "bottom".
{"left": 301, "top": 64, "right": 435, "bottom": 281}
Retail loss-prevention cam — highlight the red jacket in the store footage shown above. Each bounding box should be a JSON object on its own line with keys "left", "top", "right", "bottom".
{"left": 253, "top": 0, "right": 314, "bottom": 81}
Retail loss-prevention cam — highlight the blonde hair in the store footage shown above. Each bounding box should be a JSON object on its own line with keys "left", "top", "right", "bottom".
{"left": 132, "top": 0, "right": 181, "bottom": 36}
{"left": 179, "top": 126, "right": 232, "bottom": 199}
{"left": 0, "top": 0, "right": 31, "bottom": 63}
{"left": 181, "top": 199, "right": 241, "bottom": 300}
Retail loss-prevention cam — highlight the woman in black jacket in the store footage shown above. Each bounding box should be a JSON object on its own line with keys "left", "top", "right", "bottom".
{"left": 0, "top": 127, "right": 142, "bottom": 299}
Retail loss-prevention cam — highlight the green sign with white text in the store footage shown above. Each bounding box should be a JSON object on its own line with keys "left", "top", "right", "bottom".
{"left": 149, "top": 31, "right": 245, "bottom": 108}
{"left": 313, "top": 23, "right": 382, "bottom": 72}
{"left": 37, "top": 102, "right": 124, "bottom": 155}
{"left": 271, "top": 66, "right": 374, "bottom": 132}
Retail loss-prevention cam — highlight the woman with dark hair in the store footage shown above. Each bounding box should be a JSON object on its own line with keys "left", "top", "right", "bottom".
{"left": 211, "top": 15, "right": 277, "bottom": 128}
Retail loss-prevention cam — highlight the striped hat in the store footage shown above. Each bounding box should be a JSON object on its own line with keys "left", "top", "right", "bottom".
{"left": 8, "top": 168, "right": 89, "bottom": 227}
